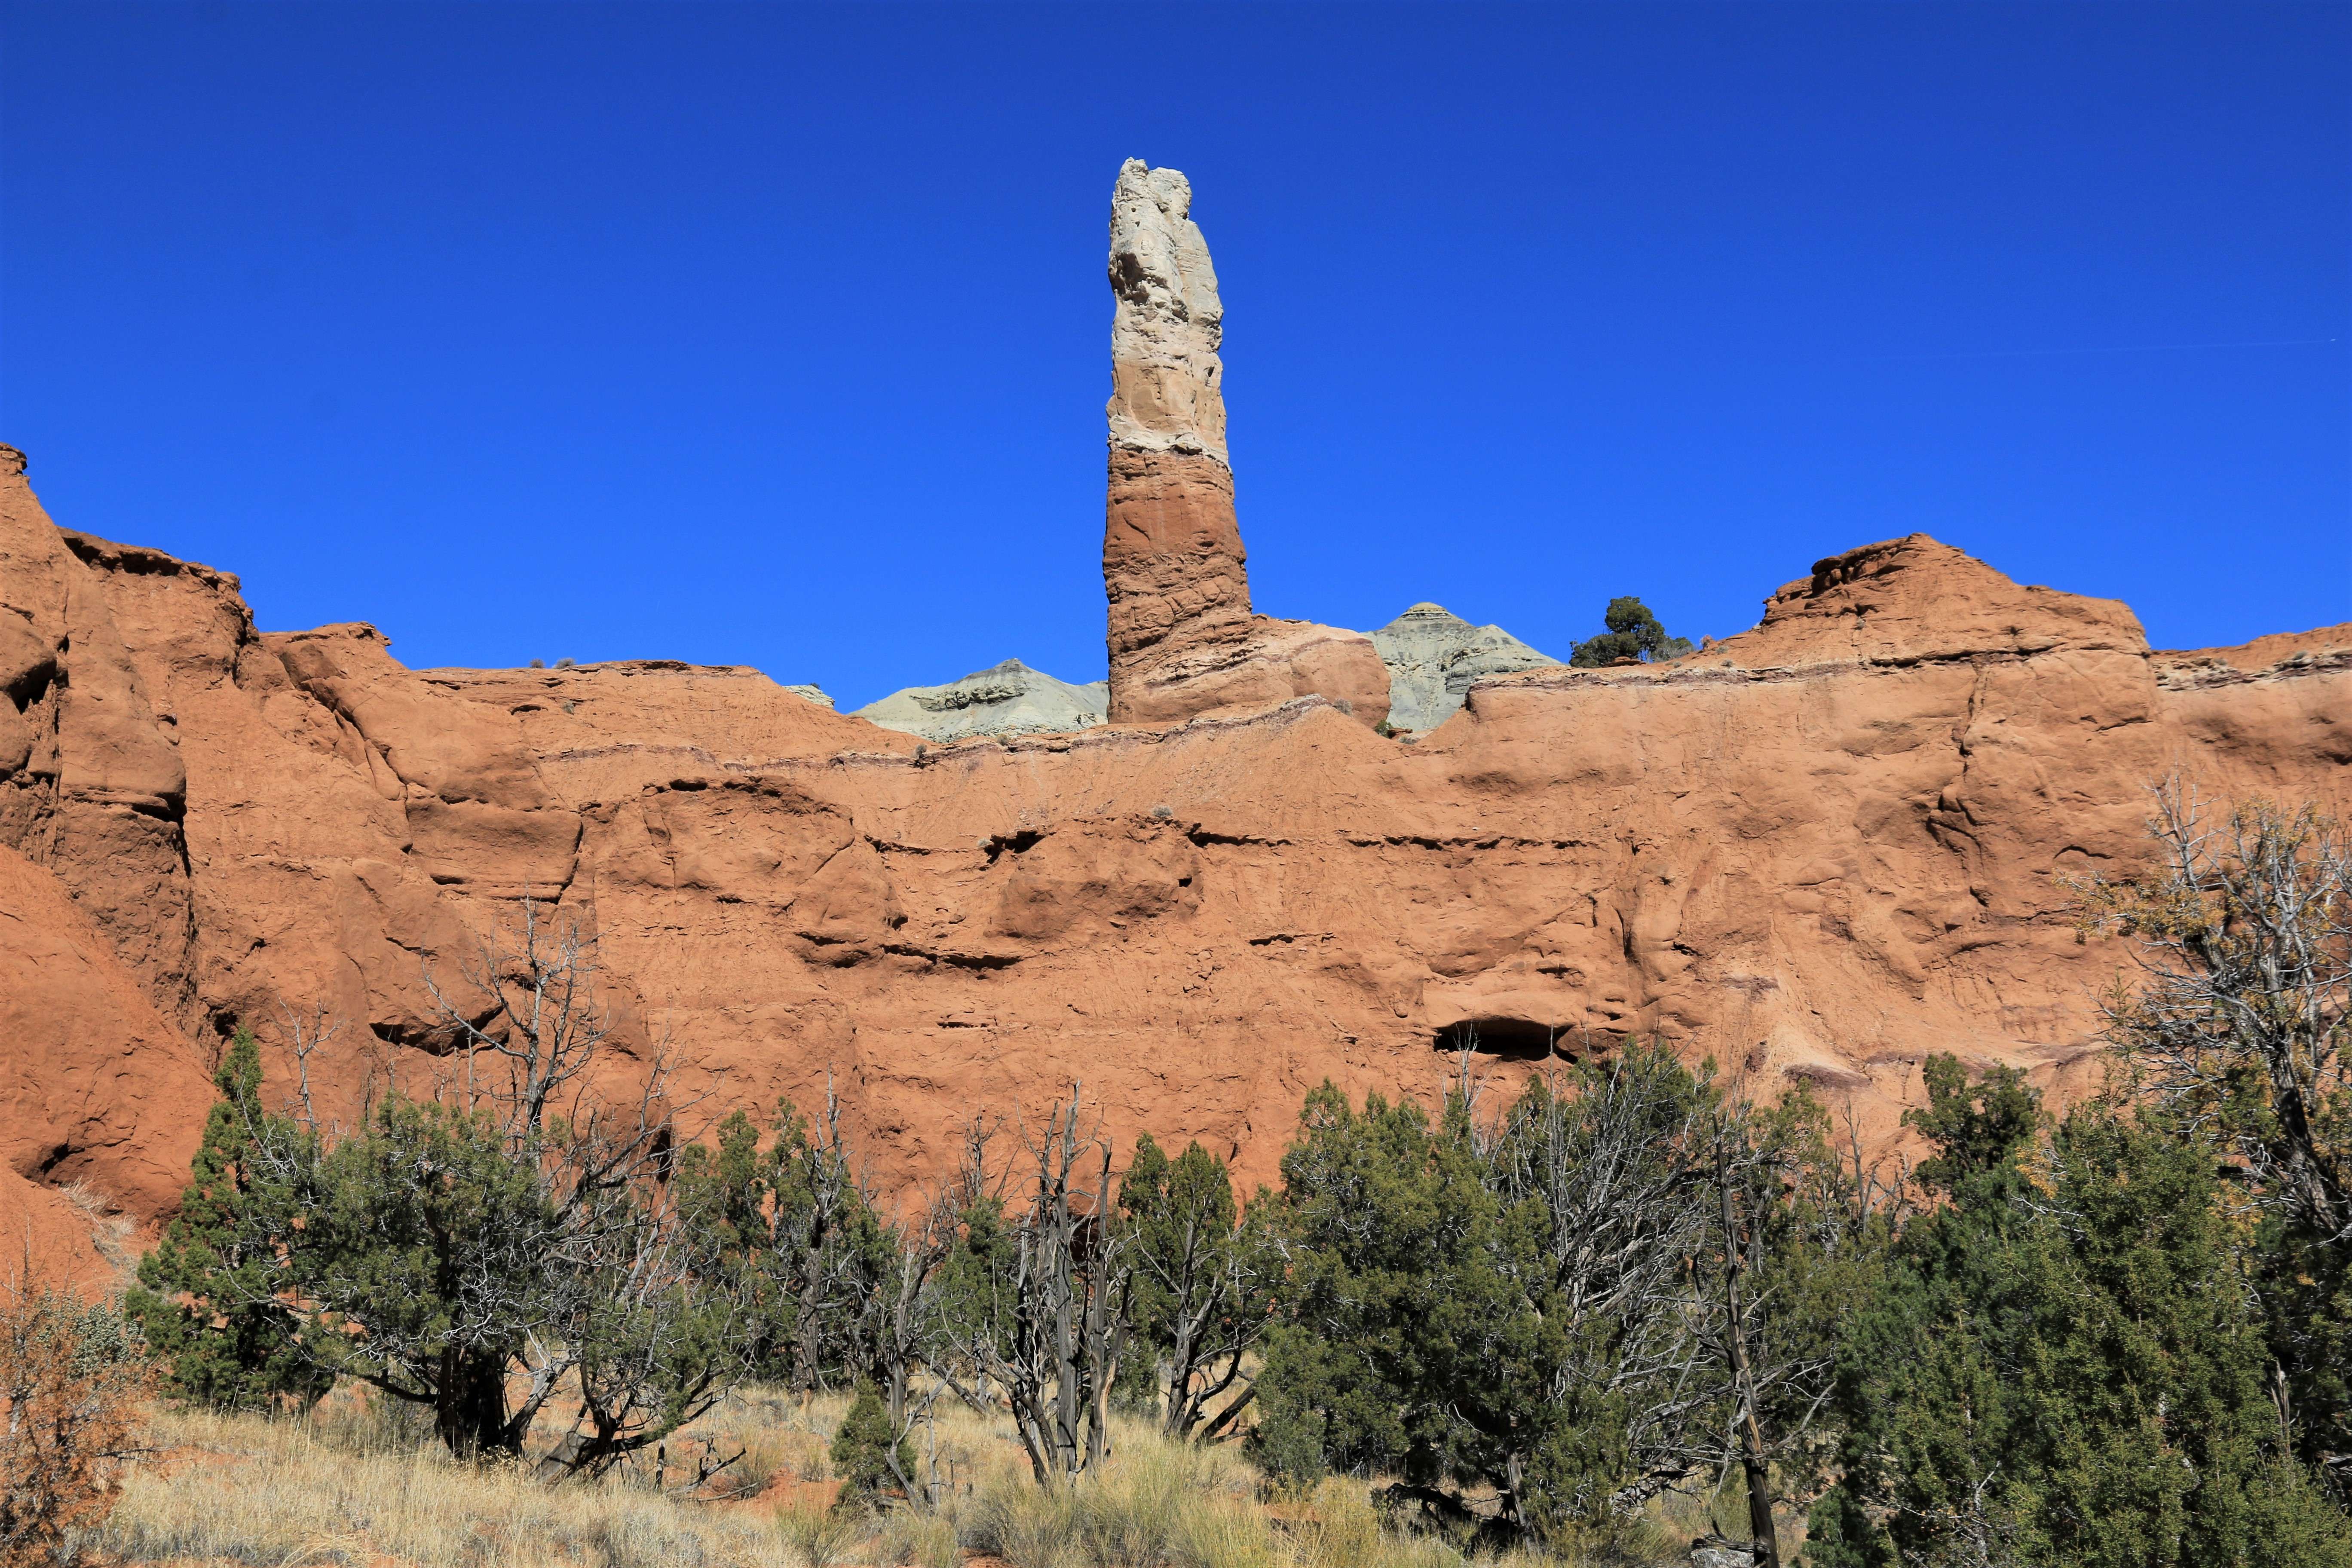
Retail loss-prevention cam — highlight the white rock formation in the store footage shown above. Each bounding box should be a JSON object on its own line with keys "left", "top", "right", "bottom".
{"left": 1107, "top": 159, "right": 1227, "bottom": 466}
{"left": 780, "top": 683, "right": 834, "bottom": 710}
{"left": 852, "top": 659, "right": 1107, "bottom": 743}
{"left": 1368, "top": 604, "right": 1561, "bottom": 734}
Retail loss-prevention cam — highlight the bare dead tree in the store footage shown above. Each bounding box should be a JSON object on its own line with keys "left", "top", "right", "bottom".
{"left": 1683, "top": 1088, "right": 1866, "bottom": 1568}
{"left": 861, "top": 1182, "right": 964, "bottom": 1510}
{"left": 1893, "top": 1465, "right": 2024, "bottom": 1568}
{"left": 273, "top": 998, "right": 341, "bottom": 1136}
{"left": 1489, "top": 1044, "right": 1846, "bottom": 1553}
{"left": 2075, "top": 781, "right": 2350, "bottom": 1246}
{"left": 1711, "top": 1115, "right": 1784, "bottom": 1568}
{"left": 937, "top": 1087, "right": 1135, "bottom": 1486}
{"left": 422, "top": 896, "right": 647, "bottom": 1153}
{"left": 781, "top": 1080, "right": 882, "bottom": 1406}
{"left": 1491, "top": 1044, "right": 1718, "bottom": 1518}
{"left": 2073, "top": 779, "right": 2352, "bottom": 1494}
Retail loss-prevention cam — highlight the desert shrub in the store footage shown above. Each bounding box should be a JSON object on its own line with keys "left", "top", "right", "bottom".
{"left": 303, "top": 1382, "right": 440, "bottom": 1457}
{"left": 827, "top": 1381, "right": 914, "bottom": 1510}
{"left": 774, "top": 1499, "right": 861, "bottom": 1567}
{"left": 874, "top": 1509, "right": 960, "bottom": 1568}
{"left": 1289, "top": 1481, "right": 1473, "bottom": 1568}
{"left": 959, "top": 1439, "right": 1268, "bottom": 1568}
{"left": 0, "top": 1272, "right": 150, "bottom": 1567}
{"left": 102, "top": 1403, "right": 798, "bottom": 1568}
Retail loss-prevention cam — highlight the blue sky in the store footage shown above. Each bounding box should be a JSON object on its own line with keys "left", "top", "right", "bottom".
{"left": 3, "top": 3, "right": 2344, "bottom": 708}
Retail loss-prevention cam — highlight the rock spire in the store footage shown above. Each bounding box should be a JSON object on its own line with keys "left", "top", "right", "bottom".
{"left": 1102, "top": 159, "right": 1390, "bottom": 729}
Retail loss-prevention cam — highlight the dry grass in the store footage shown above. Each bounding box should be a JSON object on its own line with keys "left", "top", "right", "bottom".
{"left": 957, "top": 1434, "right": 1275, "bottom": 1568}
{"left": 87, "top": 1386, "right": 1735, "bottom": 1568}
{"left": 98, "top": 1403, "right": 798, "bottom": 1568}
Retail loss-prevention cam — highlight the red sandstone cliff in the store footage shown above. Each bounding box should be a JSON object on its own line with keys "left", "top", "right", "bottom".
{"left": 2, "top": 431, "right": 2346, "bottom": 1274}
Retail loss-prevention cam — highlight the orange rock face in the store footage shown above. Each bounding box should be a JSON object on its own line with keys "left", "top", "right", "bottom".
{"left": 1103, "top": 449, "right": 1392, "bottom": 728}
{"left": 1, "top": 441, "right": 2347, "bottom": 1271}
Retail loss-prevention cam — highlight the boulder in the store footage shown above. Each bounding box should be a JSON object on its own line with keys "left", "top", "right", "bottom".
{"left": 780, "top": 683, "right": 835, "bottom": 709}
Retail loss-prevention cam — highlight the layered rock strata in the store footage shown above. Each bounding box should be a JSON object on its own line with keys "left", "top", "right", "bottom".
{"left": 1369, "top": 603, "right": 1561, "bottom": 734}
{"left": 1102, "top": 160, "right": 1390, "bottom": 729}
{"left": 5, "top": 429, "right": 2349, "bottom": 1285}
{"left": 854, "top": 659, "right": 1107, "bottom": 742}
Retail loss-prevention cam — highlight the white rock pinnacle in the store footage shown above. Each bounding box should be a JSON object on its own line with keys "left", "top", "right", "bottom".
{"left": 1107, "top": 159, "right": 1228, "bottom": 466}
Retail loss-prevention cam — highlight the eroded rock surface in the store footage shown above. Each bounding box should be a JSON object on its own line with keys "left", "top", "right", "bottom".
{"left": 1370, "top": 603, "right": 1561, "bottom": 734}
{"left": 854, "top": 659, "right": 1107, "bottom": 742}
{"left": 1102, "top": 161, "right": 1390, "bottom": 729}
{"left": 780, "top": 683, "right": 835, "bottom": 710}
{"left": 3, "top": 429, "right": 2346, "bottom": 1275}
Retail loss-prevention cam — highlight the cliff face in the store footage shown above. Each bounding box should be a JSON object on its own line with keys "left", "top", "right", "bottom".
{"left": 3, "top": 164, "right": 2347, "bottom": 1268}
{"left": 3, "top": 435, "right": 2346, "bottom": 1261}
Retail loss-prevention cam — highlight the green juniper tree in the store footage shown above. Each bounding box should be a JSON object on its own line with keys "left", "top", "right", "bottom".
{"left": 672, "top": 1091, "right": 893, "bottom": 1396}
{"left": 280, "top": 902, "right": 751, "bottom": 1474}
{"left": 1807, "top": 1056, "right": 2351, "bottom": 1568}
{"left": 1117, "top": 1133, "right": 1275, "bottom": 1442}
{"left": 1569, "top": 596, "right": 1695, "bottom": 667}
{"left": 830, "top": 1381, "right": 919, "bottom": 1511}
{"left": 1255, "top": 1047, "right": 1870, "bottom": 1556}
{"left": 299, "top": 1093, "right": 556, "bottom": 1457}
{"left": 1251, "top": 1078, "right": 1569, "bottom": 1544}
{"left": 124, "top": 1029, "right": 331, "bottom": 1412}
{"left": 2076, "top": 788, "right": 2352, "bottom": 1503}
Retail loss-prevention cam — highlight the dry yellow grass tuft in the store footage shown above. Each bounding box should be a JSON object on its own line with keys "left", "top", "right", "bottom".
{"left": 101, "top": 1403, "right": 799, "bottom": 1568}
{"left": 89, "top": 1387, "right": 1717, "bottom": 1568}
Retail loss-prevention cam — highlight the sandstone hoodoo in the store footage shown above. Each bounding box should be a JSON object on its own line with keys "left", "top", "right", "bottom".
{"left": 1102, "top": 159, "right": 1391, "bottom": 729}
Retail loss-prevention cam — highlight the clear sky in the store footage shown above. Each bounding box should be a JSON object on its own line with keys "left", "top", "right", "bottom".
{"left": 4, "top": 3, "right": 2345, "bottom": 709}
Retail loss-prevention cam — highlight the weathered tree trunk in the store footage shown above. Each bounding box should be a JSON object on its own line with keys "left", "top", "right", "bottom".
{"left": 1718, "top": 1143, "right": 1780, "bottom": 1568}
{"left": 433, "top": 1348, "right": 511, "bottom": 1460}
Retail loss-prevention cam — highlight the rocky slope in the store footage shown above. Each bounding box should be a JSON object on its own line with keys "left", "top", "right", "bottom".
{"left": 854, "top": 659, "right": 1107, "bottom": 742}
{"left": 865, "top": 609, "right": 1556, "bottom": 744}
